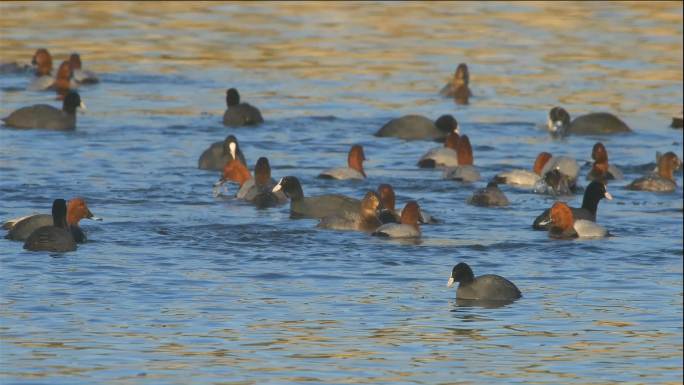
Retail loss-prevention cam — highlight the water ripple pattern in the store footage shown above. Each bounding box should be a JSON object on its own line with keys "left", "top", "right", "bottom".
{"left": 0, "top": 2, "right": 682, "bottom": 384}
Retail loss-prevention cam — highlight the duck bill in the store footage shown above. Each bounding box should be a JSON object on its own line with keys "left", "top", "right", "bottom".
{"left": 85, "top": 209, "right": 103, "bottom": 221}
{"left": 272, "top": 179, "right": 283, "bottom": 193}
{"left": 213, "top": 179, "right": 226, "bottom": 188}
{"left": 447, "top": 277, "right": 455, "bottom": 288}
{"left": 79, "top": 101, "right": 87, "bottom": 110}
{"left": 229, "top": 142, "right": 237, "bottom": 160}
{"left": 553, "top": 121, "right": 564, "bottom": 133}
{"left": 604, "top": 191, "right": 613, "bottom": 200}
{"left": 547, "top": 118, "right": 564, "bottom": 133}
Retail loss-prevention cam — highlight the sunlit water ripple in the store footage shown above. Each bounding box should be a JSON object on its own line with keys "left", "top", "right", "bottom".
{"left": 0, "top": 2, "right": 682, "bottom": 384}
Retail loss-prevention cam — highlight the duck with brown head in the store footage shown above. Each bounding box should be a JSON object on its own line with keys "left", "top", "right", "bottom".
{"left": 376, "top": 184, "right": 438, "bottom": 225}
{"left": 318, "top": 144, "right": 366, "bottom": 180}
{"left": 27, "top": 48, "right": 54, "bottom": 90}
{"left": 2, "top": 91, "right": 85, "bottom": 130}
{"left": 223, "top": 88, "right": 264, "bottom": 127}
{"left": 443, "top": 135, "right": 481, "bottom": 182}
{"left": 532, "top": 181, "right": 612, "bottom": 230}
{"left": 66, "top": 198, "right": 100, "bottom": 243}
{"left": 540, "top": 201, "right": 608, "bottom": 239}
{"left": 493, "top": 152, "right": 552, "bottom": 188}
{"left": 372, "top": 201, "right": 421, "bottom": 238}
{"left": 375, "top": 114, "right": 458, "bottom": 141}
{"left": 587, "top": 142, "right": 623, "bottom": 182}
{"left": 317, "top": 191, "right": 383, "bottom": 232}
{"left": 214, "top": 158, "right": 256, "bottom": 200}
{"left": 214, "top": 157, "right": 285, "bottom": 208}
{"left": 376, "top": 184, "right": 400, "bottom": 224}
{"left": 5, "top": 197, "right": 100, "bottom": 242}
{"left": 439, "top": 63, "right": 472, "bottom": 104}
{"left": 534, "top": 153, "right": 580, "bottom": 195}
{"left": 626, "top": 152, "right": 681, "bottom": 193}
{"left": 417, "top": 131, "right": 461, "bottom": 168}
{"left": 252, "top": 157, "right": 287, "bottom": 208}
{"left": 50, "top": 60, "right": 74, "bottom": 100}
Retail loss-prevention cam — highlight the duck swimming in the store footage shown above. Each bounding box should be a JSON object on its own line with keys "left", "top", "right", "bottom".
{"left": 626, "top": 152, "right": 681, "bottom": 193}
{"left": 447, "top": 262, "right": 521, "bottom": 301}
{"left": 23, "top": 199, "right": 77, "bottom": 252}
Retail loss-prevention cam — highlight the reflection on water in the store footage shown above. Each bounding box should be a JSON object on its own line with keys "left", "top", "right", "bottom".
{"left": 454, "top": 298, "right": 518, "bottom": 309}
{"left": 0, "top": 1, "right": 682, "bottom": 384}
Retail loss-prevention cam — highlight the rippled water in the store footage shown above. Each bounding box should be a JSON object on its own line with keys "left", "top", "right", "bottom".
{"left": 1, "top": 2, "right": 682, "bottom": 384}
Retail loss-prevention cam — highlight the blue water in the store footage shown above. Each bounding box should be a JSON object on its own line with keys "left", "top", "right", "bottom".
{"left": 0, "top": 2, "right": 682, "bottom": 384}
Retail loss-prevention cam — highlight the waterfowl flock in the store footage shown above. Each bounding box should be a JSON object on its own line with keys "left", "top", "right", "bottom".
{"left": 2, "top": 48, "right": 683, "bottom": 304}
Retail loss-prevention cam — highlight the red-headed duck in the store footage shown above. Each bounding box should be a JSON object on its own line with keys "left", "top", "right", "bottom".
{"left": 28, "top": 48, "right": 54, "bottom": 90}
{"left": 587, "top": 142, "right": 623, "bottom": 182}
{"left": 535, "top": 153, "right": 580, "bottom": 195}
{"left": 376, "top": 184, "right": 438, "bottom": 224}
{"left": 214, "top": 158, "right": 257, "bottom": 200}
{"left": 547, "top": 106, "right": 631, "bottom": 136}
{"left": 439, "top": 63, "right": 472, "bottom": 104}
{"left": 533, "top": 181, "right": 612, "bottom": 230}
{"left": 626, "top": 152, "right": 681, "bottom": 193}
{"left": 541, "top": 201, "right": 608, "bottom": 239}
{"left": 69, "top": 53, "right": 99, "bottom": 84}
{"left": 372, "top": 201, "right": 421, "bottom": 238}
{"left": 443, "top": 135, "right": 480, "bottom": 182}
{"left": 317, "top": 191, "right": 383, "bottom": 232}
{"left": 493, "top": 152, "right": 552, "bottom": 188}
{"left": 5, "top": 197, "right": 100, "bottom": 242}
{"left": 252, "top": 157, "right": 287, "bottom": 208}
{"left": 417, "top": 131, "right": 460, "bottom": 168}
{"left": 198, "top": 135, "right": 247, "bottom": 171}
{"left": 66, "top": 197, "right": 99, "bottom": 243}
{"left": 223, "top": 88, "right": 263, "bottom": 127}
{"left": 375, "top": 114, "right": 458, "bottom": 141}
{"left": 272, "top": 176, "right": 360, "bottom": 219}
{"left": 539, "top": 154, "right": 579, "bottom": 181}
{"left": 23, "top": 199, "right": 76, "bottom": 252}
{"left": 319, "top": 144, "right": 366, "bottom": 180}
{"left": 214, "top": 157, "right": 285, "bottom": 207}
{"left": 447, "top": 262, "right": 521, "bottom": 301}
{"left": 2, "top": 91, "right": 85, "bottom": 130}
{"left": 467, "top": 182, "right": 509, "bottom": 207}
{"left": 50, "top": 60, "right": 75, "bottom": 100}
{"left": 377, "top": 183, "right": 401, "bottom": 224}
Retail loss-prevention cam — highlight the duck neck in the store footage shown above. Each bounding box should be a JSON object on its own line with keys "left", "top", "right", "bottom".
{"left": 581, "top": 193, "right": 599, "bottom": 215}
{"left": 67, "top": 210, "right": 81, "bottom": 226}
{"left": 53, "top": 211, "right": 68, "bottom": 229}
{"left": 459, "top": 267, "right": 475, "bottom": 285}
{"left": 223, "top": 160, "right": 252, "bottom": 187}
{"left": 234, "top": 172, "right": 252, "bottom": 187}
{"left": 348, "top": 154, "right": 365, "bottom": 177}
{"left": 658, "top": 163, "right": 674, "bottom": 181}
{"left": 287, "top": 181, "right": 305, "bottom": 202}
{"left": 591, "top": 161, "right": 609, "bottom": 180}
{"left": 254, "top": 170, "right": 270, "bottom": 188}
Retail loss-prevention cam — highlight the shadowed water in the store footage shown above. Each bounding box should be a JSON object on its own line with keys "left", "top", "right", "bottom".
{"left": 0, "top": 2, "right": 682, "bottom": 384}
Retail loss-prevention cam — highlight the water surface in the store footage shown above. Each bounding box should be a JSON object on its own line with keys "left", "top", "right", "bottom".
{"left": 0, "top": 2, "right": 682, "bottom": 384}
